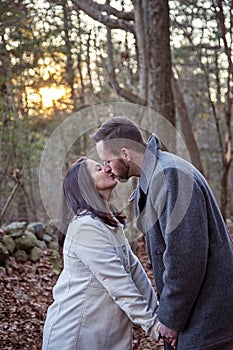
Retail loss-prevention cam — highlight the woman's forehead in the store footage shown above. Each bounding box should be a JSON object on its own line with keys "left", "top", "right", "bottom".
{"left": 87, "top": 159, "right": 99, "bottom": 166}
{"left": 86, "top": 159, "right": 101, "bottom": 171}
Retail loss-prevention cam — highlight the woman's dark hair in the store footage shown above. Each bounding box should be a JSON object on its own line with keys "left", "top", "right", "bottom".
{"left": 57, "top": 157, "right": 125, "bottom": 247}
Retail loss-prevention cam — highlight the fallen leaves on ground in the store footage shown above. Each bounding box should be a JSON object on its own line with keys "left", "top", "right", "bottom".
{"left": 0, "top": 251, "right": 58, "bottom": 350}
{"left": 0, "top": 238, "right": 164, "bottom": 350}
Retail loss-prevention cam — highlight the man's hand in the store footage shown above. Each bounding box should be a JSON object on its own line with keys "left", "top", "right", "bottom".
{"left": 159, "top": 323, "right": 179, "bottom": 349}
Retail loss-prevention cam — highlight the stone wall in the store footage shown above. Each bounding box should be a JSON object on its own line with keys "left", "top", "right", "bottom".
{"left": 0, "top": 221, "right": 59, "bottom": 267}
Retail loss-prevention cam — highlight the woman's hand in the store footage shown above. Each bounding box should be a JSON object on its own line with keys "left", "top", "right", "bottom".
{"left": 159, "top": 323, "right": 179, "bottom": 349}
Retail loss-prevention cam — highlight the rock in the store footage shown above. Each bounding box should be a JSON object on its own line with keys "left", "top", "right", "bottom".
{"left": 5, "top": 221, "right": 27, "bottom": 235}
{"left": 30, "top": 246, "right": 43, "bottom": 262}
{"left": 23, "top": 230, "right": 37, "bottom": 239}
{"left": 44, "top": 223, "right": 55, "bottom": 236}
{"left": 42, "top": 234, "right": 52, "bottom": 243}
{"left": 48, "top": 249, "right": 61, "bottom": 274}
{"left": 27, "top": 222, "right": 45, "bottom": 240}
{"left": 48, "top": 241, "right": 59, "bottom": 250}
{"left": 36, "top": 239, "right": 47, "bottom": 251}
{"left": 3, "top": 236, "right": 16, "bottom": 253}
{"left": 23, "top": 231, "right": 45, "bottom": 252}
{"left": 8, "top": 231, "right": 24, "bottom": 239}
{"left": 0, "top": 221, "right": 59, "bottom": 264}
{"left": 14, "top": 250, "right": 28, "bottom": 262}
{"left": 0, "top": 242, "right": 9, "bottom": 265}
{"left": 226, "top": 218, "right": 233, "bottom": 227}
{"left": 16, "top": 235, "right": 37, "bottom": 251}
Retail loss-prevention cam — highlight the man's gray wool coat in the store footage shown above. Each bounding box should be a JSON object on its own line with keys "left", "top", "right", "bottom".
{"left": 131, "top": 134, "right": 233, "bottom": 350}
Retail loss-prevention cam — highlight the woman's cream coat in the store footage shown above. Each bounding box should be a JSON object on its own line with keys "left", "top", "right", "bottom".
{"left": 42, "top": 214, "right": 159, "bottom": 350}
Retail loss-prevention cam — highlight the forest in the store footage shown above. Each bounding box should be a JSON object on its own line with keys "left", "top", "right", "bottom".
{"left": 0, "top": 0, "right": 233, "bottom": 225}
{"left": 0, "top": 0, "right": 233, "bottom": 349}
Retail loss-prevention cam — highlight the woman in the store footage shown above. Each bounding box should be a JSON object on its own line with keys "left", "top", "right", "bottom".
{"left": 42, "top": 157, "right": 160, "bottom": 350}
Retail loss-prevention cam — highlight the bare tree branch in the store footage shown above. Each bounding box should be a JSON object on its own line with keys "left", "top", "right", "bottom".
{"left": 172, "top": 72, "right": 204, "bottom": 174}
{"left": 213, "top": 0, "right": 233, "bottom": 74}
{"left": 0, "top": 169, "right": 23, "bottom": 225}
{"left": 71, "top": 0, "right": 135, "bottom": 34}
{"left": 88, "top": 1, "right": 134, "bottom": 20}
{"left": 106, "top": 25, "right": 145, "bottom": 105}
{"left": 134, "top": 0, "right": 148, "bottom": 101}
{"left": 113, "top": 85, "right": 145, "bottom": 105}
{"left": 173, "top": 17, "right": 225, "bottom": 160}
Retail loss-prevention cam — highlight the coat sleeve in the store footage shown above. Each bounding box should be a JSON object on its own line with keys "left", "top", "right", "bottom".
{"left": 127, "top": 244, "right": 158, "bottom": 311}
{"left": 150, "top": 167, "right": 209, "bottom": 331}
{"left": 69, "top": 219, "right": 160, "bottom": 340}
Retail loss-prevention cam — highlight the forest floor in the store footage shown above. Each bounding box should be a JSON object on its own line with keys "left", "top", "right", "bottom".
{"left": 1, "top": 227, "right": 233, "bottom": 350}
{"left": 0, "top": 237, "right": 164, "bottom": 350}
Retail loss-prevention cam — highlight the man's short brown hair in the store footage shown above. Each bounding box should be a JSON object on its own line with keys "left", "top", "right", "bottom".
{"left": 92, "top": 117, "right": 146, "bottom": 155}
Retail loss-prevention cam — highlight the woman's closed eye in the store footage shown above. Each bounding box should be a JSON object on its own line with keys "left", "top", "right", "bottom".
{"left": 96, "top": 165, "right": 102, "bottom": 171}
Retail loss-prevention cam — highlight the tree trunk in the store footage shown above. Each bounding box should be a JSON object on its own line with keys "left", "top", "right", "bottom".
{"left": 147, "top": 0, "right": 176, "bottom": 150}
{"left": 214, "top": 0, "right": 232, "bottom": 219}
{"left": 134, "top": 0, "right": 148, "bottom": 101}
{"left": 76, "top": 9, "right": 85, "bottom": 104}
{"left": 220, "top": 108, "right": 232, "bottom": 220}
{"left": 221, "top": 159, "right": 231, "bottom": 220}
{"left": 62, "top": 0, "right": 78, "bottom": 111}
{"left": 172, "top": 75, "right": 204, "bottom": 174}
{"left": 86, "top": 30, "right": 94, "bottom": 94}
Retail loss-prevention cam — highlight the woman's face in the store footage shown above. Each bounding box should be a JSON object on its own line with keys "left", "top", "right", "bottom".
{"left": 86, "top": 159, "right": 117, "bottom": 192}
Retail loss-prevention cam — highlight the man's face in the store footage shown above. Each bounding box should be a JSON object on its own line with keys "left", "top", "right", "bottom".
{"left": 96, "top": 140, "right": 130, "bottom": 181}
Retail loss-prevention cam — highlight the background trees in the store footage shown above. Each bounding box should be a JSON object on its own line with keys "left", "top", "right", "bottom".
{"left": 171, "top": 0, "right": 233, "bottom": 219}
{"left": 0, "top": 0, "right": 232, "bottom": 224}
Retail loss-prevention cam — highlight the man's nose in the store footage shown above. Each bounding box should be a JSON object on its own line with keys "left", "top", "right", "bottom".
{"left": 103, "top": 162, "right": 112, "bottom": 173}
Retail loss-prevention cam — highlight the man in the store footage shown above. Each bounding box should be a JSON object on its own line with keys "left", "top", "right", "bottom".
{"left": 92, "top": 116, "right": 233, "bottom": 350}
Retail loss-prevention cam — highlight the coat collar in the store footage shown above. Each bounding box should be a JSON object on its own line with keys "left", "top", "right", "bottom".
{"left": 139, "top": 134, "right": 160, "bottom": 194}
{"left": 129, "top": 134, "right": 160, "bottom": 201}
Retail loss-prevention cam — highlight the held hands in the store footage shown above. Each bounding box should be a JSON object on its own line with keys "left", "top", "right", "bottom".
{"left": 158, "top": 323, "right": 179, "bottom": 349}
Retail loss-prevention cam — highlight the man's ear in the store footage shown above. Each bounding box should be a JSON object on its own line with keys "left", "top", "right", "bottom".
{"left": 120, "top": 148, "right": 131, "bottom": 161}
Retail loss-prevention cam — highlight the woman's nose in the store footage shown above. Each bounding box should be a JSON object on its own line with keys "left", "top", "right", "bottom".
{"left": 103, "top": 162, "right": 112, "bottom": 173}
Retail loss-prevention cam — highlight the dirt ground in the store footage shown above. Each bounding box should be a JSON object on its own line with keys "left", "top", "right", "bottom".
{"left": 0, "top": 237, "right": 164, "bottom": 350}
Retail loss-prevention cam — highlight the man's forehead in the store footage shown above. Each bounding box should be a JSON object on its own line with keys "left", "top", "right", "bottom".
{"left": 96, "top": 140, "right": 114, "bottom": 158}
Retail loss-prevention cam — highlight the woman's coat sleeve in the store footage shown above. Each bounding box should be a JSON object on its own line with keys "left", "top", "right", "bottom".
{"left": 127, "top": 246, "right": 158, "bottom": 311}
